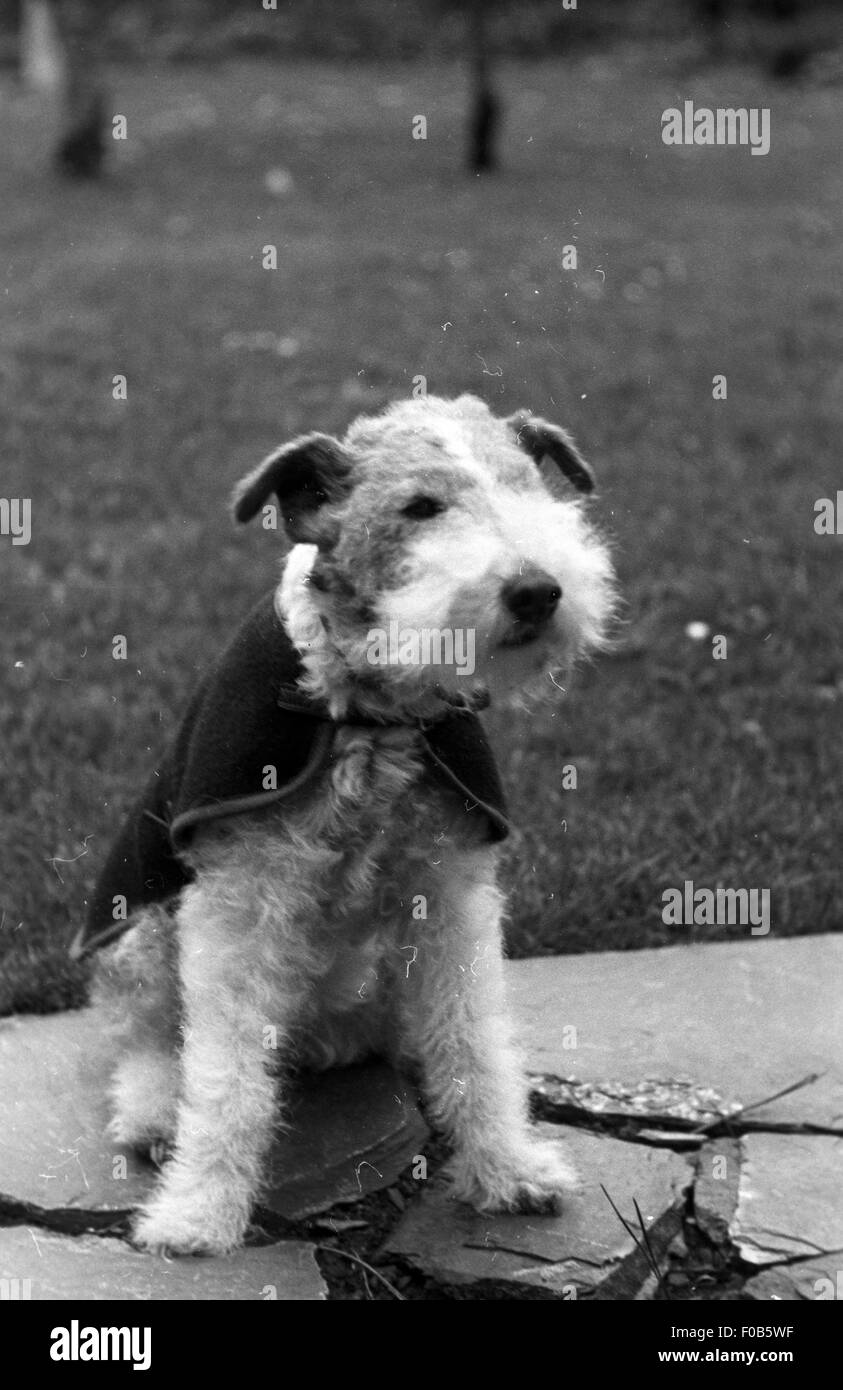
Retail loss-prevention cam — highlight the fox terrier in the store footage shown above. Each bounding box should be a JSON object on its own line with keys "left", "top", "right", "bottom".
{"left": 74, "top": 392, "right": 616, "bottom": 1255}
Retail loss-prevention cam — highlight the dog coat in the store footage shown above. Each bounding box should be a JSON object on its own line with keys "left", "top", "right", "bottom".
{"left": 71, "top": 593, "right": 510, "bottom": 959}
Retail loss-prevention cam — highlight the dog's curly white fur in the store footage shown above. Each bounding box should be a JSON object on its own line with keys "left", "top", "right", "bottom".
{"left": 92, "top": 393, "right": 616, "bottom": 1255}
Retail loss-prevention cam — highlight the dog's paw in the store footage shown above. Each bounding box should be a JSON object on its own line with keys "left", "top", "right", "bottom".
{"left": 107, "top": 1115, "right": 175, "bottom": 1168}
{"left": 447, "top": 1139, "right": 578, "bottom": 1216}
{"left": 132, "top": 1191, "right": 249, "bottom": 1257}
{"left": 108, "top": 1055, "right": 178, "bottom": 1152}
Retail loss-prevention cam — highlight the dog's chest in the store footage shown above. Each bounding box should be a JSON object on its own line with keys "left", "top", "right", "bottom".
{"left": 327, "top": 725, "right": 440, "bottom": 859}
{"left": 317, "top": 725, "right": 477, "bottom": 935}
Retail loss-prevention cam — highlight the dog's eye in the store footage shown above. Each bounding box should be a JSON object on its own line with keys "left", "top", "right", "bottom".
{"left": 401, "top": 496, "right": 446, "bottom": 520}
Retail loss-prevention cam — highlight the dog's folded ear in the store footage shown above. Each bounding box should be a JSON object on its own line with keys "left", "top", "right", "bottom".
{"left": 231, "top": 433, "right": 352, "bottom": 540}
{"left": 506, "top": 411, "right": 595, "bottom": 494}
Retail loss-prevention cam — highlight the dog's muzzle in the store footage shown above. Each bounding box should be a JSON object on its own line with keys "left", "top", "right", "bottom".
{"left": 500, "top": 567, "right": 561, "bottom": 646}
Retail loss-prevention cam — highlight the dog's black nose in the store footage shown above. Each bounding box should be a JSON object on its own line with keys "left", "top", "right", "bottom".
{"left": 502, "top": 569, "right": 562, "bottom": 624}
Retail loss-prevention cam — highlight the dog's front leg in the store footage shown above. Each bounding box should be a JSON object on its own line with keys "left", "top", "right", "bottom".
{"left": 402, "top": 848, "right": 576, "bottom": 1214}
{"left": 132, "top": 876, "right": 287, "bottom": 1256}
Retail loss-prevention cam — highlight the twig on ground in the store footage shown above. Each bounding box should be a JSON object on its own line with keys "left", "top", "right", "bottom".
{"left": 694, "top": 1071, "right": 824, "bottom": 1137}
{"left": 314, "top": 1245, "right": 406, "bottom": 1300}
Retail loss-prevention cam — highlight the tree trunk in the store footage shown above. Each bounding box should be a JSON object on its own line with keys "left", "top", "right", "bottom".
{"left": 50, "top": 0, "right": 107, "bottom": 178}
{"left": 467, "top": 0, "right": 500, "bottom": 174}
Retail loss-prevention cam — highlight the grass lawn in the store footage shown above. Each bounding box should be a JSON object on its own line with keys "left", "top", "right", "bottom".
{"left": 1, "top": 50, "right": 841, "bottom": 1017}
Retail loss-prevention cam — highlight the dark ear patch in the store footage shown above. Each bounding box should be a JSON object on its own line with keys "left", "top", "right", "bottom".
{"left": 231, "top": 433, "right": 352, "bottom": 540}
{"left": 507, "top": 411, "right": 596, "bottom": 494}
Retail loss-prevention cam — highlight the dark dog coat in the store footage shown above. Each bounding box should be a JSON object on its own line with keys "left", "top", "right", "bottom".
{"left": 71, "top": 594, "right": 510, "bottom": 960}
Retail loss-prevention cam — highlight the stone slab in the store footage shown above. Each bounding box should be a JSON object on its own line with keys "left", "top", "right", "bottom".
{"left": 694, "top": 1138, "right": 742, "bottom": 1245}
{"left": 383, "top": 1124, "right": 692, "bottom": 1297}
{"left": 0, "top": 1008, "right": 426, "bottom": 1217}
{"left": 531, "top": 1075, "right": 741, "bottom": 1129}
{"left": 508, "top": 937, "right": 843, "bottom": 1130}
{"left": 0, "top": 1010, "right": 152, "bottom": 1211}
{"left": 263, "top": 1066, "right": 428, "bottom": 1219}
{"left": 0, "top": 1227, "right": 325, "bottom": 1300}
{"left": 731, "top": 1134, "right": 843, "bottom": 1266}
{"left": 744, "top": 1255, "right": 843, "bottom": 1302}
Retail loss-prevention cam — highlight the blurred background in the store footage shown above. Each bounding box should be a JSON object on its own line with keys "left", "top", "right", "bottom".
{"left": 1, "top": 0, "right": 841, "bottom": 1016}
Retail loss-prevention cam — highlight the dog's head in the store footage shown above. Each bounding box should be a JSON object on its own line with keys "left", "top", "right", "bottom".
{"left": 232, "top": 394, "right": 615, "bottom": 713}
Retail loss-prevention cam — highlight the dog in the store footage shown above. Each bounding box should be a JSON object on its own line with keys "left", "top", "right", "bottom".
{"left": 77, "top": 392, "right": 616, "bottom": 1255}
